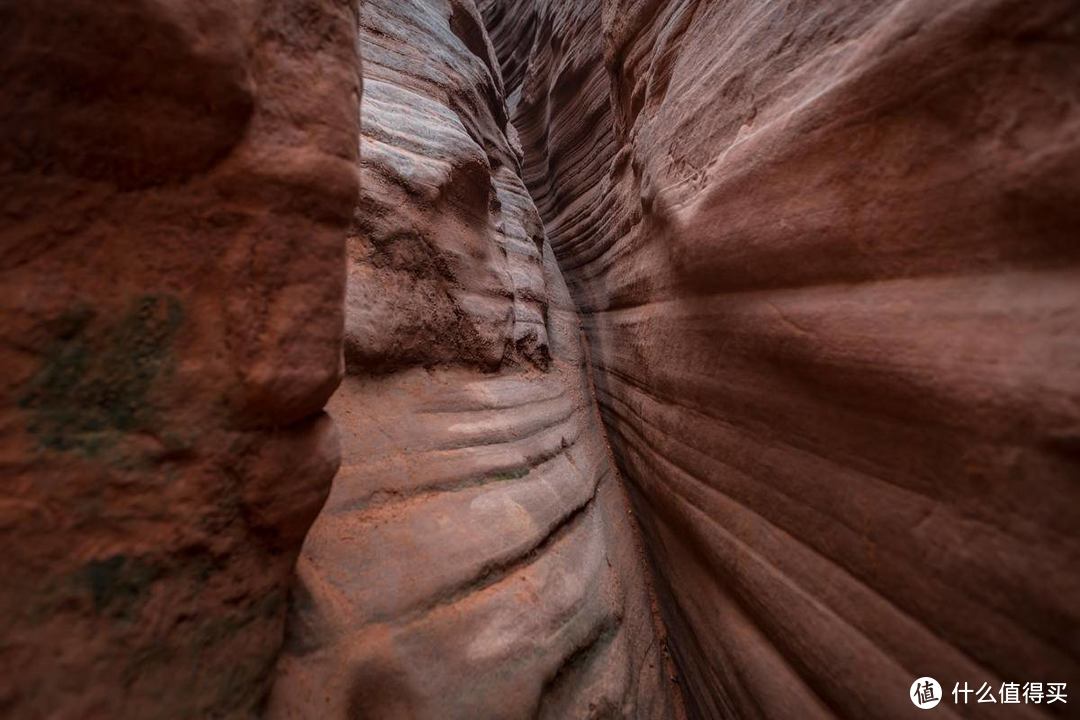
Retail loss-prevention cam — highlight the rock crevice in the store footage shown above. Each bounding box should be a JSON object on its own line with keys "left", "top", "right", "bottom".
{"left": 3, "top": 1, "right": 1077, "bottom": 718}
{"left": 268, "top": 1, "right": 680, "bottom": 717}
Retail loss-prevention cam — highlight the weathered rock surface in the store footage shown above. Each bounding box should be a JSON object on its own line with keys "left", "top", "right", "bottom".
{"left": 484, "top": 0, "right": 1080, "bottom": 717}
{"left": 5, "top": 1, "right": 1078, "bottom": 717}
{"left": 0, "top": 1, "right": 359, "bottom": 716}
{"left": 269, "top": 1, "right": 679, "bottom": 717}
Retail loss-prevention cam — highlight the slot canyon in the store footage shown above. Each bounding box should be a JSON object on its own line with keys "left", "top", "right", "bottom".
{"left": 1, "top": 0, "right": 1078, "bottom": 718}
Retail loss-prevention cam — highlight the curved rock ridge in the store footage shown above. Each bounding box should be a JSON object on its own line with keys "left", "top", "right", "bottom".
{"left": 0, "top": 0, "right": 360, "bottom": 717}
{"left": 483, "top": 0, "right": 1080, "bottom": 717}
{"left": 269, "top": 1, "right": 680, "bottom": 717}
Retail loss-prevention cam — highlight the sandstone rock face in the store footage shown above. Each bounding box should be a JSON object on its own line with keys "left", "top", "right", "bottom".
{"left": 268, "top": 1, "right": 679, "bottom": 717}
{"left": 0, "top": 1, "right": 359, "bottom": 716}
{"left": 484, "top": 0, "right": 1080, "bottom": 717}
{"left": 5, "top": 1, "right": 1078, "bottom": 717}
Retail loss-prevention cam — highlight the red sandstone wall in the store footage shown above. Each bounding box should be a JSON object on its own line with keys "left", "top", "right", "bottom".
{"left": 4, "top": 1, "right": 1077, "bottom": 717}
{"left": 0, "top": 1, "right": 359, "bottom": 716}
{"left": 483, "top": 0, "right": 1080, "bottom": 717}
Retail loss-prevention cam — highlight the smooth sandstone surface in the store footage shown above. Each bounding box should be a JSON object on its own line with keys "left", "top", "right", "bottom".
{"left": 0, "top": 1, "right": 359, "bottom": 716}
{"left": 2, "top": 1, "right": 1078, "bottom": 718}
{"left": 483, "top": 0, "right": 1080, "bottom": 717}
{"left": 269, "top": 1, "right": 679, "bottom": 717}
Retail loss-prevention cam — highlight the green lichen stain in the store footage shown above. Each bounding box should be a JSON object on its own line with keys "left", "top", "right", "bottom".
{"left": 84, "top": 555, "right": 160, "bottom": 619}
{"left": 19, "top": 294, "right": 183, "bottom": 456}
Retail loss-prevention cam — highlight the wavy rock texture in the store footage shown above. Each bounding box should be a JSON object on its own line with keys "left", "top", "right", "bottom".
{"left": 0, "top": 1, "right": 359, "bottom": 716}
{"left": 483, "top": 0, "right": 1080, "bottom": 717}
{"left": 268, "top": 1, "right": 679, "bottom": 717}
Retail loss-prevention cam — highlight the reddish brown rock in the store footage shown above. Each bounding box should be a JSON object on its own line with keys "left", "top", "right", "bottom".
{"left": 0, "top": 1, "right": 359, "bottom": 716}
{"left": 268, "top": 1, "right": 679, "bottom": 717}
{"left": 5, "top": 0, "right": 1078, "bottom": 717}
{"left": 484, "top": 0, "right": 1080, "bottom": 717}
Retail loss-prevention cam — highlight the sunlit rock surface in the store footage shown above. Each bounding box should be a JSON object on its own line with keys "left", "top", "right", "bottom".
{"left": 483, "top": 0, "right": 1080, "bottom": 717}
{"left": 268, "top": 1, "right": 679, "bottom": 717}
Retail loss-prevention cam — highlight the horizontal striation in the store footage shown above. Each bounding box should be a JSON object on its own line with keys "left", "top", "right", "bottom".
{"left": 270, "top": 0, "right": 677, "bottom": 717}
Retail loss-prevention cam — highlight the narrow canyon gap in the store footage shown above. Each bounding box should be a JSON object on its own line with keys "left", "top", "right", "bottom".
{"left": 267, "top": 1, "right": 679, "bottom": 717}
{"left": 0, "top": 0, "right": 1077, "bottom": 719}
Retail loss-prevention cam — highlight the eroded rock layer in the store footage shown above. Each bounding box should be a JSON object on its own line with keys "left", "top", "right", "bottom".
{"left": 484, "top": 0, "right": 1080, "bottom": 717}
{"left": 0, "top": 1, "right": 359, "bottom": 716}
{"left": 269, "top": 1, "right": 678, "bottom": 717}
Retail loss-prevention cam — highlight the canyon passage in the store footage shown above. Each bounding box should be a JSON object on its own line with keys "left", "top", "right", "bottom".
{"left": 0, "top": 0, "right": 1078, "bottom": 718}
